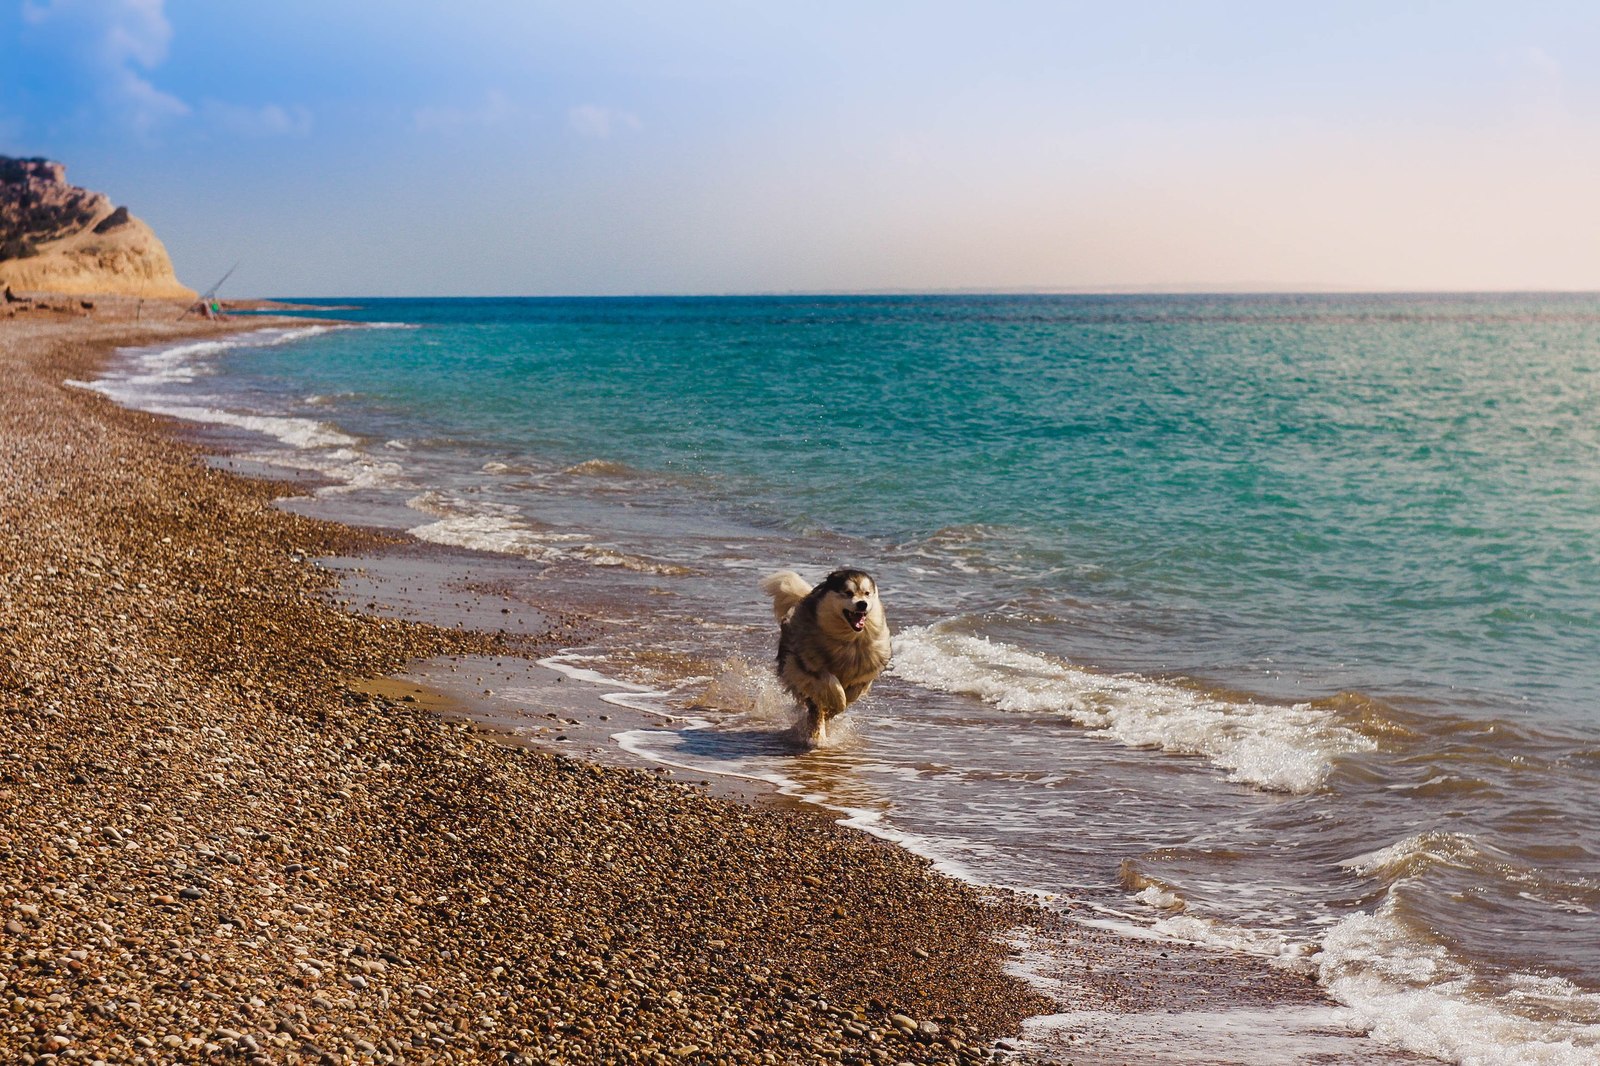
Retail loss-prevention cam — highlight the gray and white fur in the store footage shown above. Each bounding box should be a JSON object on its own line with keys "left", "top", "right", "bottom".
{"left": 760, "top": 568, "right": 891, "bottom": 746}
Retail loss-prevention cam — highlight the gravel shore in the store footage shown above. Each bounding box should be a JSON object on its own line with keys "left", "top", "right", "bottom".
{"left": 0, "top": 304, "right": 1055, "bottom": 1064}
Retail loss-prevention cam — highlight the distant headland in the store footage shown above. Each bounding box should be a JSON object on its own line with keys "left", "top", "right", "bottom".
{"left": 0, "top": 156, "right": 195, "bottom": 300}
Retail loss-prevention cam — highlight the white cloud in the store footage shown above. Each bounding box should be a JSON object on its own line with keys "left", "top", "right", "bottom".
{"left": 202, "top": 100, "right": 313, "bottom": 138}
{"left": 568, "top": 104, "right": 640, "bottom": 140}
{"left": 413, "top": 90, "right": 514, "bottom": 134}
{"left": 108, "top": 65, "right": 189, "bottom": 132}
{"left": 21, "top": 0, "right": 189, "bottom": 133}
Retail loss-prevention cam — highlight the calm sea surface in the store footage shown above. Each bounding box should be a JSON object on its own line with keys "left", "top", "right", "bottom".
{"left": 90, "top": 294, "right": 1600, "bottom": 1063}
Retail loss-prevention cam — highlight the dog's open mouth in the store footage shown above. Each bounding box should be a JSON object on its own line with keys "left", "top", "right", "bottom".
{"left": 843, "top": 608, "right": 867, "bottom": 631}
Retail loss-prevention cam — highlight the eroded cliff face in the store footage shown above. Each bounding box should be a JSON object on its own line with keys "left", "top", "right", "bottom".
{"left": 0, "top": 157, "right": 196, "bottom": 300}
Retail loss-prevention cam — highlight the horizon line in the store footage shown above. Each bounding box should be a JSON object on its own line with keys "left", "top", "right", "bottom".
{"left": 258, "top": 285, "right": 1600, "bottom": 301}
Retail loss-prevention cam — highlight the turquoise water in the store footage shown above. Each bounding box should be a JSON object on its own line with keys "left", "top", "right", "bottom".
{"left": 239, "top": 294, "right": 1600, "bottom": 718}
{"left": 94, "top": 294, "right": 1600, "bottom": 1063}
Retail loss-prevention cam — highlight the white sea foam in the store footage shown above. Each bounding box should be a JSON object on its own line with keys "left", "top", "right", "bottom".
{"left": 70, "top": 324, "right": 426, "bottom": 495}
{"left": 1009, "top": 931, "right": 1375, "bottom": 1066}
{"left": 1132, "top": 883, "right": 1185, "bottom": 911}
{"left": 577, "top": 546, "right": 693, "bottom": 575}
{"left": 1150, "top": 912, "right": 1319, "bottom": 970}
{"left": 148, "top": 403, "right": 358, "bottom": 449}
{"left": 480, "top": 460, "right": 535, "bottom": 476}
{"left": 241, "top": 440, "right": 411, "bottom": 500}
{"left": 108, "top": 325, "right": 345, "bottom": 386}
{"left": 134, "top": 404, "right": 413, "bottom": 495}
{"left": 1339, "top": 830, "right": 1491, "bottom": 880}
{"left": 890, "top": 624, "right": 1374, "bottom": 794}
{"left": 1019, "top": 1004, "right": 1374, "bottom": 1065}
{"left": 535, "top": 654, "right": 692, "bottom": 721}
{"left": 406, "top": 513, "right": 569, "bottom": 561}
{"left": 90, "top": 324, "right": 396, "bottom": 410}
{"left": 108, "top": 340, "right": 229, "bottom": 386}
{"left": 404, "top": 493, "right": 689, "bottom": 572}
{"left": 403, "top": 492, "right": 585, "bottom": 560}
{"left": 1317, "top": 900, "right": 1600, "bottom": 1065}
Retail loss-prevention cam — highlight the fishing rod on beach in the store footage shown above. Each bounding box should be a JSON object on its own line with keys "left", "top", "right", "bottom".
{"left": 182, "top": 261, "right": 240, "bottom": 320}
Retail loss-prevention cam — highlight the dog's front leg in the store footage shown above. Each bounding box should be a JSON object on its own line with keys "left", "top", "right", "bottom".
{"left": 816, "top": 677, "right": 847, "bottom": 746}
{"left": 843, "top": 680, "right": 874, "bottom": 706}
{"left": 782, "top": 660, "right": 847, "bottom": 719}
{"left": 815, "top": 674, "right": 847, "bottom": 719}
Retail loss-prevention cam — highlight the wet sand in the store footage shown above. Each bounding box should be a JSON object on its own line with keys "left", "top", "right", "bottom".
{"left": 0, "top": 302, "right": 1414, "bottom": 1065}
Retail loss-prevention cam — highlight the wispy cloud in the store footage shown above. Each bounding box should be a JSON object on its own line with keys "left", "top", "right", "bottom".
{"left": 22, "top": 0, "right": 190, "bottom": 133}
{"left": 568, "top": 104, "right": 640, "bottom": 140}
{"left": 201, "top": 100, "right": 313, "bottom": 138}
{"left": 413, "top": 90, "right": 515, "bottom": 134}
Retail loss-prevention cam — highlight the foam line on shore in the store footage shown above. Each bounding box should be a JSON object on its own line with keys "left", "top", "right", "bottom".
{"left": 535, "top": 653, "right": 699, "bottom": 723}
{"left": 1018, "top": 1004, "right": 1371, "bottom": 1065}
{"left": 70, "top": 323, "right": 423, "bottom": 496}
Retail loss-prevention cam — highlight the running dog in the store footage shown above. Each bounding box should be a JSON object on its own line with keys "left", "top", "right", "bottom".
{"left": 760, "top": 568, "right": 891, "bottom": 746}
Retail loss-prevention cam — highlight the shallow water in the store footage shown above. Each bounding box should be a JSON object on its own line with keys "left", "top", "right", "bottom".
{"left": 84, "top": 294, "right": 1600, "bottom": 1064}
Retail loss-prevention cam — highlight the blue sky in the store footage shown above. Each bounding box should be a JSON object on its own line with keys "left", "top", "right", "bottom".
{"left": 4, "top": 1, "right": 1600, "bottom": 295}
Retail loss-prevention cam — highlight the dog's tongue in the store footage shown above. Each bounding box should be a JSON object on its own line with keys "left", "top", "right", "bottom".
{"left": 849, "top": 612, "right": 867, "bottom": 631}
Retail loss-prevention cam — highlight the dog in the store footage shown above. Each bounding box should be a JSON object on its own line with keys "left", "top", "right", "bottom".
{"left": 760, "top": 568, "right": 891, "bottom": 746}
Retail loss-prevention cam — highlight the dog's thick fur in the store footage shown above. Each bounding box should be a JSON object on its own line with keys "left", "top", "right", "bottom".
{"left": 760, "top": 568, "right": 891, "bottom": 746}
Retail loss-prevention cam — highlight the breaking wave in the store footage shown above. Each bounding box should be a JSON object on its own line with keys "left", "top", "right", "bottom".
{"left": 891, "top": 623, "right": 1374, "bottom": 794}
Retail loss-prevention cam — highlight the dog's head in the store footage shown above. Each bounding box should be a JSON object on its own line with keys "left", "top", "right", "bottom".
{"left": 816, "top": 568, "right": 883, "bottom": 634}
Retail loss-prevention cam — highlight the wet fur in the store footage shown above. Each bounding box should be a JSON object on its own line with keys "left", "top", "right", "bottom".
{"left": 760, "top": 569, "right": 891, "bottom": 746}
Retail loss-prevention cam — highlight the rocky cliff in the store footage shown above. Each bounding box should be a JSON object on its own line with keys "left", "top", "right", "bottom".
{"left": 0, "top": 157, "right": 195, "bottom": 299}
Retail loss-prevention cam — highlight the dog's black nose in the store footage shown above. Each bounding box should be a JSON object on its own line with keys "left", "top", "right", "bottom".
{"left": 854, "top": 600, "right": 868, "bottom": 612}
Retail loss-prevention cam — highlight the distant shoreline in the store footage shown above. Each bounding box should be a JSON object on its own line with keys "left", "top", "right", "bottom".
{"left": 257, "top": 287, "right": 1600, "bottom": 301}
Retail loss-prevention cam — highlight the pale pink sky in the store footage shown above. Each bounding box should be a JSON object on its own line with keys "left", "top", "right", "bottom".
{"left": 7, "top": 2, "right": 1600, "bottom": 294}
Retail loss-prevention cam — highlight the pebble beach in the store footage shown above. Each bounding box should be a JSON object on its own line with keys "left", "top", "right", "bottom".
{"left": 0, "top": 303, "right": 1348, "bottom": 1065}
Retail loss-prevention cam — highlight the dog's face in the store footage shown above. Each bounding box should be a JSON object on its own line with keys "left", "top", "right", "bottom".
{"left": 818, "top": 569, "right": 881, "bottom": 633}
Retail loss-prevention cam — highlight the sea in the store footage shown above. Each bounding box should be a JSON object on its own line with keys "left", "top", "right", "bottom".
{"left": 84, "top": 294, "right": 1600, "bottom": 1064}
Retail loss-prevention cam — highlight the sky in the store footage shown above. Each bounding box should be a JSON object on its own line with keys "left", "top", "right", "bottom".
{"left": 4, "top": 1, "right": 1600, "bottom": 296}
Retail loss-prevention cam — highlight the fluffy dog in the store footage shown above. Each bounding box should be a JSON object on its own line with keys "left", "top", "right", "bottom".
{"left": 760, "top": 568, "right": 891, "bottom": 746}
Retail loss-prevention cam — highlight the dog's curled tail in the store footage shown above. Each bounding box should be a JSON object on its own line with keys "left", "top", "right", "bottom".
{"left": 760, "top": 570, "right": 812, "bottom": 624}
